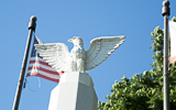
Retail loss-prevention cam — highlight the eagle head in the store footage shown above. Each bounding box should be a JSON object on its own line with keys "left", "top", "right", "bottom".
{"left": 68, "top": 37, "right": 83, "bottom": 45}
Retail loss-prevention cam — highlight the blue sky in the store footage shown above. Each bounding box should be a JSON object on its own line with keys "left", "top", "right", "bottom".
{"left": 1, "top": 0, "right": 176, "bottom": 110}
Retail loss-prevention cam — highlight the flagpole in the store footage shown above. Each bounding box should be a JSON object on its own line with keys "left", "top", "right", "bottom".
{"left": 12, "top": 16, "right": 37, "bottom": 110}
{"left": 162, "top": 0, "right": 170, "bottom": 110}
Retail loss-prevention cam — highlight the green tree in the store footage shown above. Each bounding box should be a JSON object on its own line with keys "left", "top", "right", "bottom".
{"left": 98, "top": 17, "right": 176, "bottom": 110}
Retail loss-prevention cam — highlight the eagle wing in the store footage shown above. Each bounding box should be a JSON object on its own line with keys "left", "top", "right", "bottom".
{"left": 85, "top": 36, "right": 125, "bottom": 70}
{"left": 35, "top": 43, "right": 70, "bottom": 72}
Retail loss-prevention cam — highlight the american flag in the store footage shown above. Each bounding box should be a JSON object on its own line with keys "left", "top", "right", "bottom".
{"left": 27, "top": 36, "right": 64, "bottom": 83}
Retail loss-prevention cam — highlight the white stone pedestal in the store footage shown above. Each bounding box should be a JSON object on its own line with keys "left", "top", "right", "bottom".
{"left": 48, "top": 72, "right": 98, "bottom": 110}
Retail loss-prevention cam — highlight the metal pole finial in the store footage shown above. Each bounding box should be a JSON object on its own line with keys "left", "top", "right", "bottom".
{"left": 28, "top": 15, "right": 37, "bottom": 31}
{"left": 30, "top": 16, "right": 37, "bottom": 22}
{"left": 162, "top": 0, "right": 170, "bottom": 16}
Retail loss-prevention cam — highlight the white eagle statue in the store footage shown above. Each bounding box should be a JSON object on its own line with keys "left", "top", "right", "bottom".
{"left": 35, "top": 36, "right": 125, "bottom": 73}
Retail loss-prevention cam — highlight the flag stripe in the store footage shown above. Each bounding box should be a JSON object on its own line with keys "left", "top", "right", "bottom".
{"left": 27, "top": 69, "right": 61, "bottom": 79}
{"left": 32, "top": 73, "right": 59, "bottom": 83}
{"left": 28, "top": 66, "right": 62, "bottom": 76}
{"left": 28, "top": 57, "right": 58, "bottom": 73}
{"left": 170, "top": 56, "right": 176, "bottom": 64}
{"left": 29, "top": 59, "right": 50, "bottom": 67}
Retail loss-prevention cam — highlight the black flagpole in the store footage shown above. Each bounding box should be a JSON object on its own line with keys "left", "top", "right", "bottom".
{"left": 12, "top": 16, "right": 37, "bottom": 110}
{"left": 162, "top": 0, "right": 170, "bottom": 110}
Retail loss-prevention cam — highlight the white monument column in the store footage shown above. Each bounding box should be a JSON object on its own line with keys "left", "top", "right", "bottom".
{"left": 48, "top": 72, "right": 98, "bottom": 110}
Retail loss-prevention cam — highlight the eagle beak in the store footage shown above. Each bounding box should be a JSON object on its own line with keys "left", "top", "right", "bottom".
{"left": 68, "top": 38, "right": 72, "bottom": 42}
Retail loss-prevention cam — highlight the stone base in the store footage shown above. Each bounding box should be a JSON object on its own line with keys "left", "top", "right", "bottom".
{"left": 48, "top": 72, "right": 98, "bottom": 110}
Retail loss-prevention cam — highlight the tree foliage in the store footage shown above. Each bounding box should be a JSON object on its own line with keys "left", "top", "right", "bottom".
{"left": 98, "top": 17, "right": 176, "bottom": 110}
